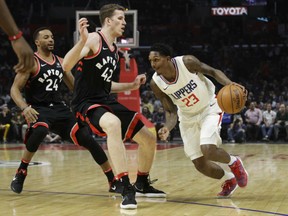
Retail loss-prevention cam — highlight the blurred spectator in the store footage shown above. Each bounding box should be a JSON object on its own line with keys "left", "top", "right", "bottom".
{"left": 141, "top": 96, "right": 154, "bottom": 114}
{"left": 274, "top": 103, "right": 288, "bottom": 141}
{"left": 261, "top": 103, "right": 276, "bottom": 141}
{"left": 11, "top": 109, "right": 27, "bottom": 142}
{"left": 152, "top": 107, "right": 166, "bottom": 140}
{"left": 141, "top": 106, "right": 152, "bottom": 122}
{"left": 244, "top": 102, "right": 262, "bottom": 141}
{"left": 0, "top": 104, "right": 12, "bottom": 143}
{"left": 43, "top": 132, "right": 62, "bottom": 144}
{"left": 220, "top": 112, "right": 234, "bottom": 142}
{"left": 227, "top": 116, "right": 246, "bottom": 143}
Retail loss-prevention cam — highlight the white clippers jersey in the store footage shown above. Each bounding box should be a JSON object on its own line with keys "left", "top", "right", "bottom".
{"left": 152, "top": 56, "right": 216, "bottom": 120}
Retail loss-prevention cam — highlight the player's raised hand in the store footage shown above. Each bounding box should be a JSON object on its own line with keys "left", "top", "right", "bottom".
{"left": 78, "top": 17, "right": 89, "bottom": 42}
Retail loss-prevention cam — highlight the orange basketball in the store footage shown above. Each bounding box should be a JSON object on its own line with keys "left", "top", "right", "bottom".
{"left": 217, "top": 84, "right": 247, "bottom": 114}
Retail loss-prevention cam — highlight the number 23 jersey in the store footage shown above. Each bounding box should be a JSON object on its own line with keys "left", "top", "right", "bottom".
{"left": 25, "top": 52, "right": 64, "bottom": 105}
{"left": 152, "top": 56, "right": 216, "bottom": 118}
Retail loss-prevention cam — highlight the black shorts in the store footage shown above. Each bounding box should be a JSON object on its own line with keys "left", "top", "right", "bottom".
{"left": 29, "top": 103, "right": 76, "bottom": 142}
{"left": 75, "top": 100, "right": 144, "bottom": 140}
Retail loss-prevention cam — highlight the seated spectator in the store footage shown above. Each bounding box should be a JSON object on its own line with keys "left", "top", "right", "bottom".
{"left": 0, "top": 104, "right": 12, "bottom": 143}
{"left": 142, "top": 106, "right": 153, "bottom": 121}
{"left": 152, "top": 107, "right": 166, "bottom": 140}
{"left": 227, "top": 116, "right": 246, "bottom": 143}
{"left": 261, "top": 103, "right": 276, "bottom": 141}
{"left": 141, "top": 96, "right": 154, "bottom": 114}
{"left": 274, "top": 103, "right": 288, "bottom": 141}
{"left": 11, "top": 109, "right": 27, "bottom": 142}
{"left": 244, "top": 102, "right": 262, "bottom": 141}
{"left": 221, "top": 112, "right": 234, "bottom": 141}
{"left": 43, "top": 132, "right": 62, "bottom": 144}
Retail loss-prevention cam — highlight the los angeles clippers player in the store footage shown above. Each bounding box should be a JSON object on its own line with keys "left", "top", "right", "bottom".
{"left": 149, "top": 43, "right": 249, "bottom": 198}
{"left": 10, "top": 27, "right": 115, "bottom": 194}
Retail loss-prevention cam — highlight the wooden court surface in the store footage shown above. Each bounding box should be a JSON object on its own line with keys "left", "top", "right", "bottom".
{"left": 1, "top": 141, "right": 288, "bottom": 216}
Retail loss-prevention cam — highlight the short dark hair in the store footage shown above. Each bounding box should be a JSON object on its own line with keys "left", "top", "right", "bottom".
{"left": 33, "top": 27, "right": 52, "bottom": 42}
{"left": 99, "top": 4, "right": 125, "bottom": 26}
{"left": 150, "top": 43, "right": 173, "bottom": 57}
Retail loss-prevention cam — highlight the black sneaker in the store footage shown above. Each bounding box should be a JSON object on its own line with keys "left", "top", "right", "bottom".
{"left": 109, "top": 179, "right": 124, "bottom": 194}
{"left": 133, "top": 179, "right": 166, "bottom": 198}
{"left": 120, "top": 184, "right": 137, "bottom": 209}
{"left": 11, "top": 169, "right": 27, "bottom": 194}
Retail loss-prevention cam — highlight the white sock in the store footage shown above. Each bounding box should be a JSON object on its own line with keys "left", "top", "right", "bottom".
{"left": 228, "top": 155, "right": 237, "bottom": 166}
{"left": 222, "top": 170, "right": 235, "bottom": 181}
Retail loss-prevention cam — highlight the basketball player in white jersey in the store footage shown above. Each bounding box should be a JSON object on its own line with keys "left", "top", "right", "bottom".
{"left": 149, "top": 43, "right": 248, "bottom": 197}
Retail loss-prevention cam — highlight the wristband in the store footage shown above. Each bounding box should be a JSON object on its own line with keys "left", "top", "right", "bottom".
{"left": 8, "top": 31, "right": 23, "bottom": 41}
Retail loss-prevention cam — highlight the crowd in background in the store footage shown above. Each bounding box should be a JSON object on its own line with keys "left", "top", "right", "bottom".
{"left": 1, "top": 0, "right": 288, "bottom": 143}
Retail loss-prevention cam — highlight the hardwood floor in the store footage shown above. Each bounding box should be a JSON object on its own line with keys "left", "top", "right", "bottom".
{"left": 1, "top": 141, "right": 288, "bottom": 216}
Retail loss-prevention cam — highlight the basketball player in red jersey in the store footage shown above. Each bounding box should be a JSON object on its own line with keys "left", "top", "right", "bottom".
{"left": 10, "top": 27, "right": 116, "bottom": 194}
{"left": 149, "top": 43, "right": 248, "bottom": 198}
{"left": 63, "top": 4, "right": 165, "bottom": 209}
{"left": 0, "top": 0, "right": 34, "bottom": 73}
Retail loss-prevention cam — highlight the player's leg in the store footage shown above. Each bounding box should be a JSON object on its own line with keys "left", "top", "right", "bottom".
{"left": 11, "top": 124, "right": 49, "bottom": 194}
{"left": 132, "top": 125, "right": 166, "bottom": 198}
{"left": 67, "top": 120, "right": 118, "bottom": 192}
{"left": 87, "top": 107, "right": 136, "bottom": 209}
{"left": 199, "top": 106, "right": 248, "bottom": 188}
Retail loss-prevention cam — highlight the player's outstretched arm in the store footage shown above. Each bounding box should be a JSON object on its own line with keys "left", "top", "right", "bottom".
{"left": 0, "top": 0, "right": 34, "bottom": 73}
{"left": 62, "top": 18, "right": 90, "bottom": 72}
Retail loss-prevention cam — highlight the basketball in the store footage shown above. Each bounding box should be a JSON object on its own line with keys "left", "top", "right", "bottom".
{"left": 217, "top": 84, "right": 247, "bottom": 114}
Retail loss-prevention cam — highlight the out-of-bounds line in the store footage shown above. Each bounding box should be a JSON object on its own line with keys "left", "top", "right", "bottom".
{"left": 1, "top": 189, "right": 287, "bottom": 216}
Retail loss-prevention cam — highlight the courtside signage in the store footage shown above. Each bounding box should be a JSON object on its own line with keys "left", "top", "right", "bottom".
{"left": 211, "top": 7, "right": 248, "bottom": 16}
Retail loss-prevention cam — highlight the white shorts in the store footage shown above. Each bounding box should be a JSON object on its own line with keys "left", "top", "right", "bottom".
{"left": 179, "top": 99, "right": 223, "bottom": 161}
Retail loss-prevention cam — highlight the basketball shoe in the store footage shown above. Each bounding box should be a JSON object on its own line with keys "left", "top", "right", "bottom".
{"left": 217, "top": 177, "right": 238, "bottom": 197}
{"left": 11, "top": 169, "right": 27, "bottom": 194}
{"left": 133, "top": 178, "right": 166, "bottom": 198}
{"left": 229, "top": 156, "right": 248, "bottom": 187}
{"left": 120, "top": 184, "right": 137, "bottom": 209}
{"left": 109, "top": 179, "right": 124, "bottom": 194}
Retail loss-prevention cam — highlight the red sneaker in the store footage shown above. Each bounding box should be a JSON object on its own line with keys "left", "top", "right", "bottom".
{"left": 229, "top": 157, "right": 248, "bottom": 187}
{"left": 217, "top": 177, "right": 238, "bottom": 197}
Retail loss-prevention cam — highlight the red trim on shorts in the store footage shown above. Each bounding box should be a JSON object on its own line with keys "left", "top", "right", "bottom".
{"left": 70, "top": 123, "right": 80, "bottom": 146}
{"left": 125, "top": 113, "right": 141, "bottom": 140}
{"left": 218, "top": 112, "right": 223, "bottom": 126}
{"left": 76, "top": 108, "right": 107, "bottom": 137}
{"left": 32, "top": 122, "right": 49, "bottom": 129}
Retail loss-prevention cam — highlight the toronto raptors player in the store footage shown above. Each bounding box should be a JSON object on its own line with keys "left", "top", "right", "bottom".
{"left": 63, "top": 4, "right": 165, "bottom": 209}
{"left": 10, "top": 27, "right": 115, "bottom": 195}
{"left": 149, "top": 43, "right": 248, "bottom": 198}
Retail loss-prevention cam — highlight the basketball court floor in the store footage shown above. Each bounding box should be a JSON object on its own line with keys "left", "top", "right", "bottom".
{"left": 1, "top": 140, "right": 288, "bottom": 216}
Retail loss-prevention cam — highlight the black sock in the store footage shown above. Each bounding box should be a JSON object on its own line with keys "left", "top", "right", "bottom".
{"left": 19, "top": 159, "right": 29, "bottom": 170}
{"left": 104, "top": 168, "right": 114, "bottom": 183}
{"left": 136, "top": 171, "right": 149, "bottom": 184}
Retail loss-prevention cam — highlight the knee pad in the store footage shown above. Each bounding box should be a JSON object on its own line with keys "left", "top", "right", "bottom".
{"left": 26, "top": 126, "right": 49, "bottom": 152}
{"left": 75, "top": 126, "right": 108, "bottom": 165}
